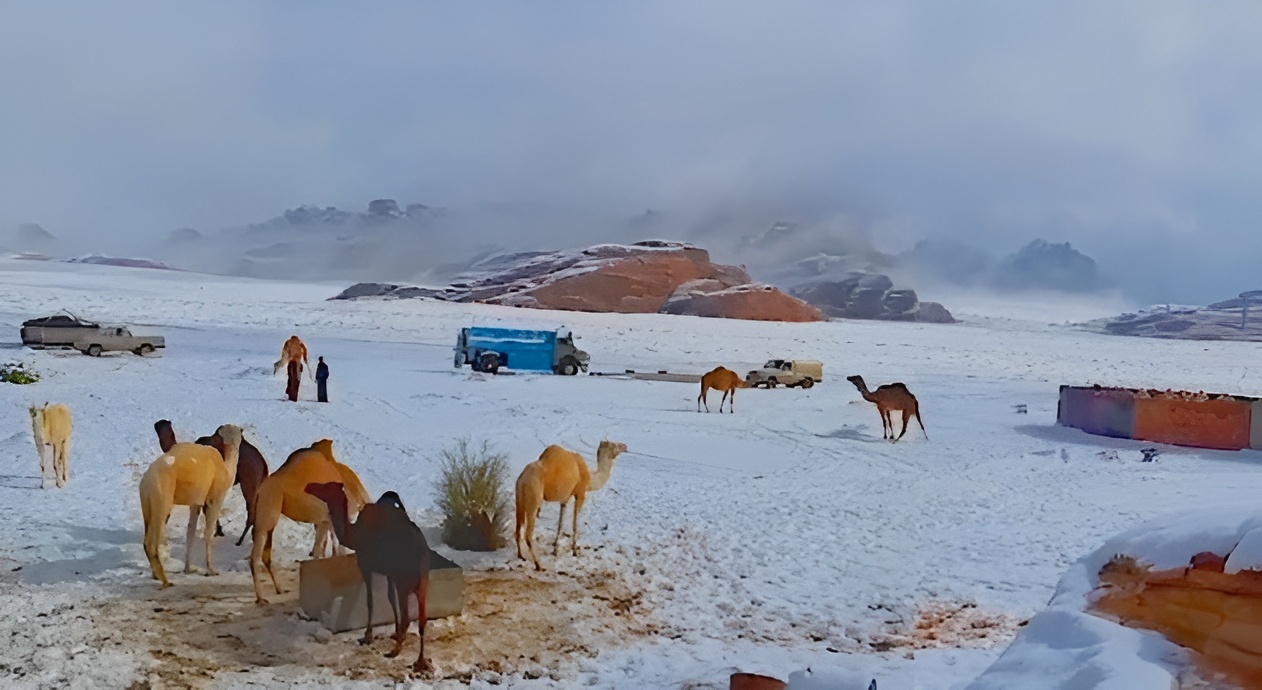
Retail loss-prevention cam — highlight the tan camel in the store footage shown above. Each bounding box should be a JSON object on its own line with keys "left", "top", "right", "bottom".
{"left": 697, "top": 366, "right": 750, "bottom": 413}
{"left": 250, "top": 438, "right": 370, "bottom": 604}
{"left": 139, "top": 424, "right": 243, "bottom": 588}
{"left": 273, "top": 335, "right": 311, "bottom": 379}
{"left": 514, "top": 439, "right": 627, "bottom": 571}
{"left": 29, "top": 403, "right": 72, "bottom": 488}
{"left": 846, "top": 375, "right": 927, "bottom": 442}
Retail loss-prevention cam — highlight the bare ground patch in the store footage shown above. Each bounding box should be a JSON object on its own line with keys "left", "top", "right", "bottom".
{"left": 92, "top": 562, "right": 656, "bottom": 688}
{"left": 867, "top": 600, "right": 1024, "bottom": 653}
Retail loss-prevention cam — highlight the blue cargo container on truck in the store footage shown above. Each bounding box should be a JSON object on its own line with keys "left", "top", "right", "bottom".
{"left": 454, "top": 326, "right": 591, "bottom": 375}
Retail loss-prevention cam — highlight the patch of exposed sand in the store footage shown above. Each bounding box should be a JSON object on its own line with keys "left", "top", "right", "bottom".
{"left": 92, "top": 563, "right": 656, "bottom": 688}
{"left": 867, "top": 601, "right": 1023, "bottom": 653}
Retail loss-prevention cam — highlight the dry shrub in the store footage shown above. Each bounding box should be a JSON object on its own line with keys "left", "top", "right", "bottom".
{"left": 433, "top": 438, "right": 512, "bottom": 551}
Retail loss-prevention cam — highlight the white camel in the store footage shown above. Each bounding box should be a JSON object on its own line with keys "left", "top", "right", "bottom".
{"left": 29, "top": 403, "right": 72, "bottom": 488}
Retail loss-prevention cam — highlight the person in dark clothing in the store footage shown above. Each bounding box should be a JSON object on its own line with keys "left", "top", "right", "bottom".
{"left": 286, "top": 359, "right": 301, "bottom": 402}
{"left": 315, "top": 356, "right": 329, "bottom": 403}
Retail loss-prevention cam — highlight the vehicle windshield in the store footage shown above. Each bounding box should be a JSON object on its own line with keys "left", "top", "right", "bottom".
{"left": 764, "top": 359, "right": 784, "bottom": 368}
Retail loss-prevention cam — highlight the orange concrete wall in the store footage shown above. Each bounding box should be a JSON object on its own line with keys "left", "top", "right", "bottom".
{"left": 1133, "top": 397, "right": 1252, "bottom": 451}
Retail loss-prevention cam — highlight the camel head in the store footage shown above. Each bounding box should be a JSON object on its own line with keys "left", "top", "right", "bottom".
{"left": 846, "top": 375, "right": 868, "bottom": 391}
{"left": 215, "top": 424, "right": 243, "bottom": 450}
{"left": 154, "top": 419, "right": 172, "bottom": 436}
{"left": 597, "top": 439, "right": 628, "bottom": 461}
{"left": 376, "top": 490, "right": 406, "bottom": 511}
{"left": 29, "top": 404, "right": 43, "bottom": 446}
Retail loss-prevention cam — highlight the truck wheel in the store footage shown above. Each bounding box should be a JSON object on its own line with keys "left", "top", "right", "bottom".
{"left": 558, "top": 358, "right": 579, "bottom": 376}
{"left": 87, "top": 344, "right": 102, "bottom": 357}
{"left": 767, "top": 377, "right": 778, "bottom": 389}
{"left": 137, "top": 344, "right": 154, "bottom": 356}
{"left": 478, "top": 352, "right": 500, "bottom": 375}
{"left": 800, "top": 378, "right": 814, "bottom": 389}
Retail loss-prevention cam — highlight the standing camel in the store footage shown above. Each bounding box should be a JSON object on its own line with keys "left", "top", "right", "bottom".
{"left": 154, "top": 420, "right": 270, "bottom": 545}
{"left": 697, "top": 366, "right": 749, "bottom": 413}
{"left": 139, "top": 424, "right": 243, "bottom": 587}
{"left": 250, "top": 438, "right": 370, "bottom": 604}
{"left": 306, "top": 482, "right": 433, "bottom": 673}
{"left": 514, "top": 440, "right": 627, "bottom": 571}
{"left": 29, "top": 403, "right": 71, "bottom": 488}
{"left": 274, "top": 335, "right": 312, "bottom": 379}
{"left": 846, "top": 375, "right": 927, "bottom": 442}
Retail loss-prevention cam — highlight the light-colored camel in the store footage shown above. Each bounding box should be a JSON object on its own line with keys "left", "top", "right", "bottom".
{"left": 846, "top": 374, "right": 927, "bottom": 442}
{"left": 273, "top": 335, "right": 312, "bottom": 379}
{"left": 514, "top": 440, "right": 627, "bottom": 571}
{"left": 139, "top": 424, "right": 243, "bottom": 588}
{"left": 697, "top": 366, "right": 750, "bottom": 413}
{"left": 250, "top": 438, "right": 370, "bottom": 604}
{"left": 29, "top": 403, "right": 72, "bottom": 488}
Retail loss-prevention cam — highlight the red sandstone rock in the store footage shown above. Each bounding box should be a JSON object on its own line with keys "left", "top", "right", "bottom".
{"left": 660, "top": 283, "right": 826, "bottom": 322}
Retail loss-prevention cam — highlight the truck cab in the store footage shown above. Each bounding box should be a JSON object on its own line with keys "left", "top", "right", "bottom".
{"left": 745, "top": 359, "right": 824, "bottom": 389}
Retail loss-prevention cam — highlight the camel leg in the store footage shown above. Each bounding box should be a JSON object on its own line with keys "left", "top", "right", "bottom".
{"left": 142, "top": 492, "right": 173, "bottom": 588}
{"left": 311, "top": 521, "right": 332, "bottom": 558}
{"left": 203, "top": 499, "right": 224, "bottom": 576}
{"left": 879, "top": 407, "right": 891, "bottom": 439}
{"left": 524, "top": 505, "right": 541, "bottom": 571}
{"left": 699, "top": 387, "right": 710, "bottom": 413}
{"left": 413, "top": 573, "right": 431, "bottom": 673}
{"left": 728, "top": 387, "right": 735, "bottom": 413}
{"left": 386, "top": 579, "right": 407, "bottom": 659}
{"left": 55, "top": 440, "right": 68, "bottom": 487}
{"left": 571, "top": 494, "right": 585, "bottom": 556}
{"left": 183, "top": 507, "right": 200, "bottom": 573}
{"left": 553, "top": 500, "right": 567, "bottom": 556}
{"left": 895, "top": 410, "right": 910, "bottom": 442}
{"left": 361, "top": 572, "right": 376, "bottom": 645}
{"left": 266, "top": 531, "right": 282, "bottom": 593}
{"left": 251, "top": 527, "right": 282, "bottom": 603}
{"left": 37, "top": 444, "right": 52, "bottom": 489}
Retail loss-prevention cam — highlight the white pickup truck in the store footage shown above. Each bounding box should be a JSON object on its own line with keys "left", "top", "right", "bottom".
{"left": 745, "top": 359, "right": 824, "bottom": 389}
{"left": 73, "top": 326, "right": 165, "bottom": 357}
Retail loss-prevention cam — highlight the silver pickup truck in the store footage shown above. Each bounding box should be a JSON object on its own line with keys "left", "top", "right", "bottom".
{"left": 73, "top": 326, "right": 165, "bottom": 356}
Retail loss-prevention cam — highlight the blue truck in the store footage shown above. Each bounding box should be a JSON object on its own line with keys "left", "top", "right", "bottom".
{"left": 454, "top": 326, "right": 591, "bottom": 375}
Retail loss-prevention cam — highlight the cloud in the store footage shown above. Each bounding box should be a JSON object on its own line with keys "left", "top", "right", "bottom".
{"left": 1, "top": 1, "right": 1260, "bottom": 303}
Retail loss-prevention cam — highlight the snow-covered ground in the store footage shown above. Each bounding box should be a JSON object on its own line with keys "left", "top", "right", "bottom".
{"left": 2, "top": 258, "right": 1261, "bottom": 689}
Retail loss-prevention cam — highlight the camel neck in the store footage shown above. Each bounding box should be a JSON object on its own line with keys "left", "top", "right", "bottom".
{"left": 323, "top": 497, "right": 355, "bottom": 550}
{"left": 588, "top": 452, "right": 615, "bottom": 492}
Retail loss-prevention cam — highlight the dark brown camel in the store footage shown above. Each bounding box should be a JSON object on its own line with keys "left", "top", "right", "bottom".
{"left": 845, "top": 375, "right": 927, "bottom": 442}
{"left": 698, "top": 366, "right": 750, "bottom": 413}
{"left": 154, "top": 420, "right": 270, "bottom": 543}
{"left": 305, "top": 482, "right": 432, "bottom": 673}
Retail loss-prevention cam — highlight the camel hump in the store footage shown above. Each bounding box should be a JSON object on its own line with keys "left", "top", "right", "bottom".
{"left": 310, "top": 438, "right": 336, "bottom": 462}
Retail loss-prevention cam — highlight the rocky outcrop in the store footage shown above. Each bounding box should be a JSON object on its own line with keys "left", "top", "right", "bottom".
{"left": 65, "top": 255, "right": 179, "bottom": 271}
{"left": 14, "top": 223, "right": 58, "bottom": 254}
{"left": 790, "top": 272, "right": 956, "bottom": 323}
{"left": 661, "top": 283, "right": 825, "bottom": 322}
{"left": 1086, "top": 295, "right": 1262, "bottom": 342}
{"left": 331, "top": 240, "right": 822, "bottom": 322}
{"left": 993, "top": 239, "right": 1100, "bottom": 292}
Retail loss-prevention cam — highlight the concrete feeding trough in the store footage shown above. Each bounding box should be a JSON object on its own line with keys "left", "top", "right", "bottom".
{"left": 298, "top": 550, "right": 464, "bottom": 633}
{"left": 1059, "top": 384, "right": 1262, "bottom": 452}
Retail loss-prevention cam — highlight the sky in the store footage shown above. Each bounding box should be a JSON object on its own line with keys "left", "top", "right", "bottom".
{"left": 2, "top": 1, "right": 1261, "bottom": 304}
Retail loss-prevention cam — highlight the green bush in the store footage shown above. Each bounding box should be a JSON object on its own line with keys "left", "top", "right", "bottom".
{"left": 1, "top": 362, "right": 39, "bottom": 385}
{"left": 432, "top": 438, "right": 512, "bottom": 551}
